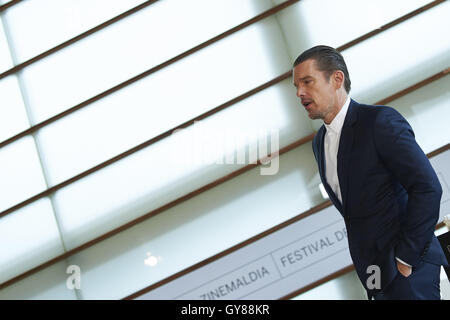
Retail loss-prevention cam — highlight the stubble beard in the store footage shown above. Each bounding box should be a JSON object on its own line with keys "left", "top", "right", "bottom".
{"left": 307, "top": 106, "right": 328, "bottom": 121}
{"left": 305, "top": 98, "right": 334, "bottom": 121}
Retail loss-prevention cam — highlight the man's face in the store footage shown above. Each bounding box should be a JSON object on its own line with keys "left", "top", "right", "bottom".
{"left": 292, "top": 59, "right": 336, "bottom": 121}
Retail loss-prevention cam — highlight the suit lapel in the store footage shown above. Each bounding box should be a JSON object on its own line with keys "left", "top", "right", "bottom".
{"left": 317, "top": 125, "right": 343, "bottom": 214}
{"left": 337, "top": 99, "right": 358, "bottom": 215}
{"left": 317, "top": 126, "right": 326, "bottom": 183}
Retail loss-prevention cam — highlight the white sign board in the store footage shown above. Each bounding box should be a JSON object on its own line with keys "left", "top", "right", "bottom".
{"left": 138, "top": 206, "right": 350, "bottom": 300}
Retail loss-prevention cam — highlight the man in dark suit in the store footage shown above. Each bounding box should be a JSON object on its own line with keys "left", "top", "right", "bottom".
{"left": 292, "top": 45, "right": 448, "bottom": 299}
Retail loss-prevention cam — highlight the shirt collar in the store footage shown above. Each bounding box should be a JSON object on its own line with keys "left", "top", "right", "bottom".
{"left": 324, "top": 96, "right": 350, "bottom": 134}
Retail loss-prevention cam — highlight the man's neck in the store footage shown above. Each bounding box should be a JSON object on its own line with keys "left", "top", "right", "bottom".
{"left": 324, "top": 94, "right": 348, "bottom": 125}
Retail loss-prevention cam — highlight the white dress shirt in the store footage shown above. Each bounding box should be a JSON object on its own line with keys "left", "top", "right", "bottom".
{"left": 324, "top": 96, "right": 350, "bottom": 204}
{"left": 323, "top": 96, "right": 411, "bottom": 268}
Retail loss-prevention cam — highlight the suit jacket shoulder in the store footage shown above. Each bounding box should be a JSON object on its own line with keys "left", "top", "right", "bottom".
{"left": 352, "top": 101, "right": 406, "bottom": 126}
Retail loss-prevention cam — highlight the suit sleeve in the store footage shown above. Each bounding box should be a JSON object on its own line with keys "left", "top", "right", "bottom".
{"left": 373, "top": 107, "right": 442, "bottom": 267}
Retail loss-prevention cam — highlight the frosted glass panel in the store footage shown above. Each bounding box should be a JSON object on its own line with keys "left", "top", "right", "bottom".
{"left": 0, "top": 136, "right": 47, "bottom": 212}
{"left": 52, "top": 79, "right": 312, "bottom": 250}
{"left": 0, "top": 198, "right": 64, "bottom": 284}
{"left": 62, "top": 143, "right": 320, "bottom": 299}
{"left": 388, "top": 75, "right": 450, "bottom": 154}
{"left": 0, "top": 75, "right": 30, "bottom": 141}
{"left": 0, "top": 18, "right": 13, "bottom": 71}
{"left": 0, "top": 261, "right": 77, "bottom": 300}
{"left": 36, "top": 17, "right": 291, "bottom": 186}
{"left": 343, "top": 2, "right": 450, "bottom": 104}
{"left": 1, "top": 0, "right": 146, "bottom": 64}
{"left": 274, "top": 0, "right": 429, "bottom": 60}
{"left": 19, "top": 0, "right": 273, "bottom": 123}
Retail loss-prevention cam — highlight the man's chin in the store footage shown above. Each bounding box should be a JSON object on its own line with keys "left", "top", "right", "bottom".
{"left": 307, "top": 112, "right": 320, "bottom": 120}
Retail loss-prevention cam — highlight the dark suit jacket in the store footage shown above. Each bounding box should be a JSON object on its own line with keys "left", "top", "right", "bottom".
{"left": 312, "top": 99, "right": 448, "bottom": 297}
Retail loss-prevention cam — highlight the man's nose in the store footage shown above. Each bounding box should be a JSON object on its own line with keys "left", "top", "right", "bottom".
{"left": 296, "top": 86, "right": 305, "bottom": 98}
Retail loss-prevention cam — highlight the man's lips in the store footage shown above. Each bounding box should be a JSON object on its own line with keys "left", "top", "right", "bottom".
{"left": 302, "top": 101, "right": 313, "bottom": 109}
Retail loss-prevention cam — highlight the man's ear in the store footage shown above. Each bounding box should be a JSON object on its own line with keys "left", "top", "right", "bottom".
{"left": 332, "top": 70, "right": 345, "bottom": 90}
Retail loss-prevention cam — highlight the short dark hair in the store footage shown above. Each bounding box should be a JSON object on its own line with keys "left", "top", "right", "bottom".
{"left": 293, "top": 45, "right": 351, "bottom": 93}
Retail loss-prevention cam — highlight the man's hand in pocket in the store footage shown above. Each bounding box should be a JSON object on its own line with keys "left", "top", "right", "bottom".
{"left": 397, "top": 260, "right": 412, "bottom": 277}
